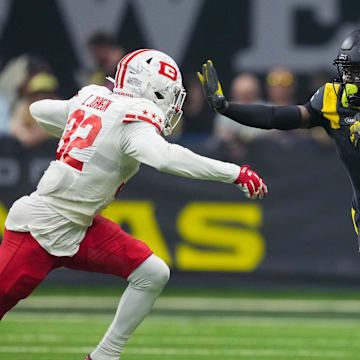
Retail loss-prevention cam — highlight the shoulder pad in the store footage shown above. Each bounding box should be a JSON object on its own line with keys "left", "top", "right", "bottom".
{"left": 310, "top": 82, "right": 340, "bottom": 129}
{"left": 309, "top": 84, "right": 326, "bottom": 112}
{"left": 122, "top": 99, "right": 166, "bottom": 133}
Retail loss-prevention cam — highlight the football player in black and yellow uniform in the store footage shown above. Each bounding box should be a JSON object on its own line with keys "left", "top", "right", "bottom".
{"left": 198, "top": 29, "right": 360, "bottom": 248}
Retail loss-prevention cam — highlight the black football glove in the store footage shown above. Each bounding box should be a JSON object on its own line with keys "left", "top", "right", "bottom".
{"left": 197, "top": 60, "right": 228, "bottom": 113}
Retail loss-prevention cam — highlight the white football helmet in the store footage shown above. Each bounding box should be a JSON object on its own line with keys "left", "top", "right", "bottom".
{"left": 112, "top": 49, "right": 186, "bottom": 135}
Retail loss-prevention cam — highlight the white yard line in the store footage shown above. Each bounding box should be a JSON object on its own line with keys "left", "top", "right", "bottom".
{"left": 125, "top": 348, "right": 349, "bottom": 358}
{"left": 12, "top": 295, "right": 360, "bottom": 313}
{"left": 0, "top": 346, "right": 350, "bottom": 358}
{"left": 127, "top": 336, "right": 360, "bottom": 347}
{"left": 2, "top": 333, "right": 360, "bottom": 347}
{"left": 5, "top": 312, "right": 360, "bottom": 327}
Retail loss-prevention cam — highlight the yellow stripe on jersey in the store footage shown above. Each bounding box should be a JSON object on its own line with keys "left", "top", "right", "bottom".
{"left": 321, "top": 83, "right": 340, "bottom": 129}
{"left": 352, "top": 208, "right": 359, "bottom": 235}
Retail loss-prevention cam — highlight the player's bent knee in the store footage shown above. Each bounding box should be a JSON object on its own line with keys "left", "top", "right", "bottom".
{"left": 151, "top": 259, "right": 170, "bottom": 290}
{"left": 0, "top": 291, "right": 17, "bottom": 320}
{"left": 128, "top": 254, "right": 170, "bottom": 291}
{"left": 0, "top": 272, "right": 44, "bottom": 319}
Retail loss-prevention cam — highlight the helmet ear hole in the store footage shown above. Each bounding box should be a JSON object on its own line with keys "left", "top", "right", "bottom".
{"left": 155, "top": 91, "right": 164, "bottom": 99}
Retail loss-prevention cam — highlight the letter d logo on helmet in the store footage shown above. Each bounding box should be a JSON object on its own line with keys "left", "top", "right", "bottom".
{"left": 159, "top": 61, "right": 178, "bottom": 81}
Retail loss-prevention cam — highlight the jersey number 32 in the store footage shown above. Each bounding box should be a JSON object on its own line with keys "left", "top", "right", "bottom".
{"left": 57, "top": 109, "right": 102, "bottom": 171}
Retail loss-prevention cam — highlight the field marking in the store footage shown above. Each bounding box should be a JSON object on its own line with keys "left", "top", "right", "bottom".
{"left": 129, "top": 336, "right": 360, "bottom": 347}
{"left": 3, "top": 333, "right": 359, "bottom": 348}
{"left": 4, "top": 312, "right": 360, "bottom": 328}
{"left": 12, "top": 295, "right": 360, "bottom": 313}
{"left": 126, "top": 347, "right": 349, "bottom": 358}
{"left": 1, "top": 334, "right": 59, "bottom": 342}
{"left": 0, "top": 346, "right": 351, "bottom": 358}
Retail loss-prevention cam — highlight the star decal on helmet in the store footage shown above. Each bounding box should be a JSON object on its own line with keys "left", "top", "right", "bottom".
{"left": 152, "top": 113, "right": 156, "bottom": 119}
{"left": 142, "top": 110, "right": 148, "bottom": 115}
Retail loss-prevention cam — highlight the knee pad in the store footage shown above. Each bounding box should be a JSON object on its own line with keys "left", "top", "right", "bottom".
{"left": 128, "top": 254, "right": 170, "bottom": 291}
{"left": 150, "top": 258, "right": 170, "bottom": 289}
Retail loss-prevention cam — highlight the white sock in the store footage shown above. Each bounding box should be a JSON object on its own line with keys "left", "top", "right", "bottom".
{"left": 90, "top": 254, "right": 170, "bottom": 360}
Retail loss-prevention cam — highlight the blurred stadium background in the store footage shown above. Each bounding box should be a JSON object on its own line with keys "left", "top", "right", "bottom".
{"left": 2, "top": 0, "right": 360, "bottom": 359}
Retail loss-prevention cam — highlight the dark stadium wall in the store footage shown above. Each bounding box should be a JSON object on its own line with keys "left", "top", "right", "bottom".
{"left": 0, "top": 0, "right": 359, "bottom": 101}
{"left": 0, "top": 0, "right": 79, "bottom": 97}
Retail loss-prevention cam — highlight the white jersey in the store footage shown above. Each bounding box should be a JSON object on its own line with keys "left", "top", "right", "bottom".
{"left": 6, "top": 85, "right": 240, "bottom": 256}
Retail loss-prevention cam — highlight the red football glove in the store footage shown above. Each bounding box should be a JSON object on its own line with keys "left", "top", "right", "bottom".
{"left": 234, "top": 165, "right": 268, "bottom": 199}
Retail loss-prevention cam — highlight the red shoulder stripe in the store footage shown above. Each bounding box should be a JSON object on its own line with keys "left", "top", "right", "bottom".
{"left": 123, "top": 113, "right": 161, "bottom": 132}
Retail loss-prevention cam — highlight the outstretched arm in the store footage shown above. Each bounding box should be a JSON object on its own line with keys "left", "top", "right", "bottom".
{"left": 120, "top": 123, "right": 267, "bottom": 199}
{"left": 198, "top": 60, "right": 315, "bottom": 130}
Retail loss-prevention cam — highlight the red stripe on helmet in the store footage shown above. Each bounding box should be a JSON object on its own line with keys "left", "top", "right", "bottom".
{"left": 115, "top": 51, "right": 136, "bottom": 88}
{"left": 119, "top": 49, "right": 152, "bottom": 89}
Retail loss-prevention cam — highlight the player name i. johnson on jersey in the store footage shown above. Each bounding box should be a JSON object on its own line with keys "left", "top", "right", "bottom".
{"left": 82, "top": 95, "right": 113, "bottom": 112}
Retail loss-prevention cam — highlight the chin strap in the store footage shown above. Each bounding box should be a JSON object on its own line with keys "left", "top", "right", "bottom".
{"left": 106, "top": 76, "right": 115, "bottom": 84}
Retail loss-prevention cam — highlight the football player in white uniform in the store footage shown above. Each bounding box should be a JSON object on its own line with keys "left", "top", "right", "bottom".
{"left": 0, "top": 49, "right": 267, "bottom": 360}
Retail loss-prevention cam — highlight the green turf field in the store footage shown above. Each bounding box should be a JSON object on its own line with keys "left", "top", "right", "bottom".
{"left": 2, "top": 289, "right": 360, "bottom": 360}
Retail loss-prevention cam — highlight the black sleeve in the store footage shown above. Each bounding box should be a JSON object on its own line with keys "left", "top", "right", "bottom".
{"left": 221, "top": 102, "right": 302, "bottom": 130}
